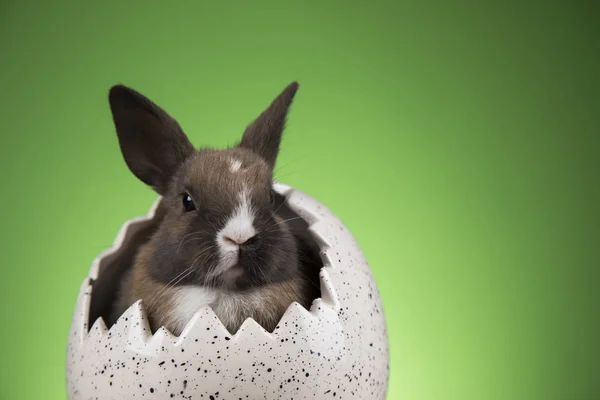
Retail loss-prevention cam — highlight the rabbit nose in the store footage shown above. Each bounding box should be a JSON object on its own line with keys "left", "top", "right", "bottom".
{"left": 239, "top": 234, "right": 261, "bottom": 251}
{"left": 224, "top": 234, "right": 260, "bottom": 249}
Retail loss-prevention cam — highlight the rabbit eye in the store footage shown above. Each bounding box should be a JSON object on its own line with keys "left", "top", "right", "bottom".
{"left": 182, "top": 193, "right": 196, "bottom": 212}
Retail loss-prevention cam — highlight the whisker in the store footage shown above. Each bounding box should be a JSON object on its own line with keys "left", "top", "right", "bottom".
{"left": 181, "top": 235, "right": 209, "bottom": 247}
{"left": 176, "top": 231, "right": 205, "bottom": 254}
{"left": 146, "top": 244, "right": 215, "bottom": 312}
{"left": 264, "top": 244, "right": 323, "bottom": 292}
{"left": 273, "top": 155, "right": 307, "bottom": 178}
{"left": 255, "top": 256, "right": 274, "bottom": 286}
{"left": 262, "top": 216, "right": 307, "bottom": 233}
{"left": 205, "top": 253, "right": 222, "bottom": 288}
{"left": 151, "top": 267, "right": 196, "bottom": 319}
{"left": 206, "top": 218, "right": 219, "bottom": 233}
{"left": 271, "top": 194, "right": 289, "bottom": 216}
{"left": 145, "top": 266, "right": 194, "bottom": 312}
{"left": 152, "top": 245, "right": 216, "bottom": 317}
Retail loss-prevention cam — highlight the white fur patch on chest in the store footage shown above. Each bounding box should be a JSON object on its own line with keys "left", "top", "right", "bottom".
{"left": 169, "top": 285, "right": 267, "bottom": 334}
{"left": 170, "top": 285, "right": 218, "bottom": 333}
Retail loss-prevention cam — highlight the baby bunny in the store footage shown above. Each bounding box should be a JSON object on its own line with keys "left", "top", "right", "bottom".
{"left": 107, "top": 82, "right": 322, "bottom": 336}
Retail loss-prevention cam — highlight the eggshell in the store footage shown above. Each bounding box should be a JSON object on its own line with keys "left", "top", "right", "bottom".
{"left": 66, "top": 183, "right": 389, "bottom": 399}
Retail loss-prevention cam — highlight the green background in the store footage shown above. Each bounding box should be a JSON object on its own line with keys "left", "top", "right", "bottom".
{"left": 1, "top": 1, "right": 598, "bottom": 399}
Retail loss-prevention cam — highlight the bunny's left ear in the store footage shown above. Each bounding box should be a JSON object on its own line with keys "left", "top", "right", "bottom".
{"left": 239, "top": 82, "right": 299, "bottom": 170}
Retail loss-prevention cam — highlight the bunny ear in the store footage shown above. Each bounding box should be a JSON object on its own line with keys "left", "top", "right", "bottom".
{"left": 239, "top": 82, "right": 299, "bottom": 170}
{"left": 108, "top": 85, "right": 195, "bottom": 194}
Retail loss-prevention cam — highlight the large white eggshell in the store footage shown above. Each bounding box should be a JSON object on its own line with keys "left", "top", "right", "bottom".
{"left": 66, "top": 183, "right": 389, "bottom": 399}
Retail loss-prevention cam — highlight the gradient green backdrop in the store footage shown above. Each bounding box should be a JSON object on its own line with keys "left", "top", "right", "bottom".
{"left": 1, "top": 1, "right": 599, "bottom": 399}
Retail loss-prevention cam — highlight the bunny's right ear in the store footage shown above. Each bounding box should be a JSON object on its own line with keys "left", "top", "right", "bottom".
{"left": 108, "top": 85, "right": 195, "bottom": 195}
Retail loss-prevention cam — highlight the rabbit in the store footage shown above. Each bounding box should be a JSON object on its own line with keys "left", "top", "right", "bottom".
{"left": 106, "top": 82, "right": 322, "bottom": 336}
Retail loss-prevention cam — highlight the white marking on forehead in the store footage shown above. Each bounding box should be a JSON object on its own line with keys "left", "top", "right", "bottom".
{"left": 229, "top": 158, "right": 243, "bottom": 172}
{"left": 212, "top": 188, "right": 256, "bottom": 276}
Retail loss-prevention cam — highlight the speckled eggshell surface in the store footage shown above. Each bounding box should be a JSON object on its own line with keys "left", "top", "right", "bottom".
{"left": 66, "top": 183, "right": 389, "bottom": 399}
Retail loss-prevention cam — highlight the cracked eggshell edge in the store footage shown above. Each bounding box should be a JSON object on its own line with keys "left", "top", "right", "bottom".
{"left": 66, "top": 183, "right": 389, "bottom": 399}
